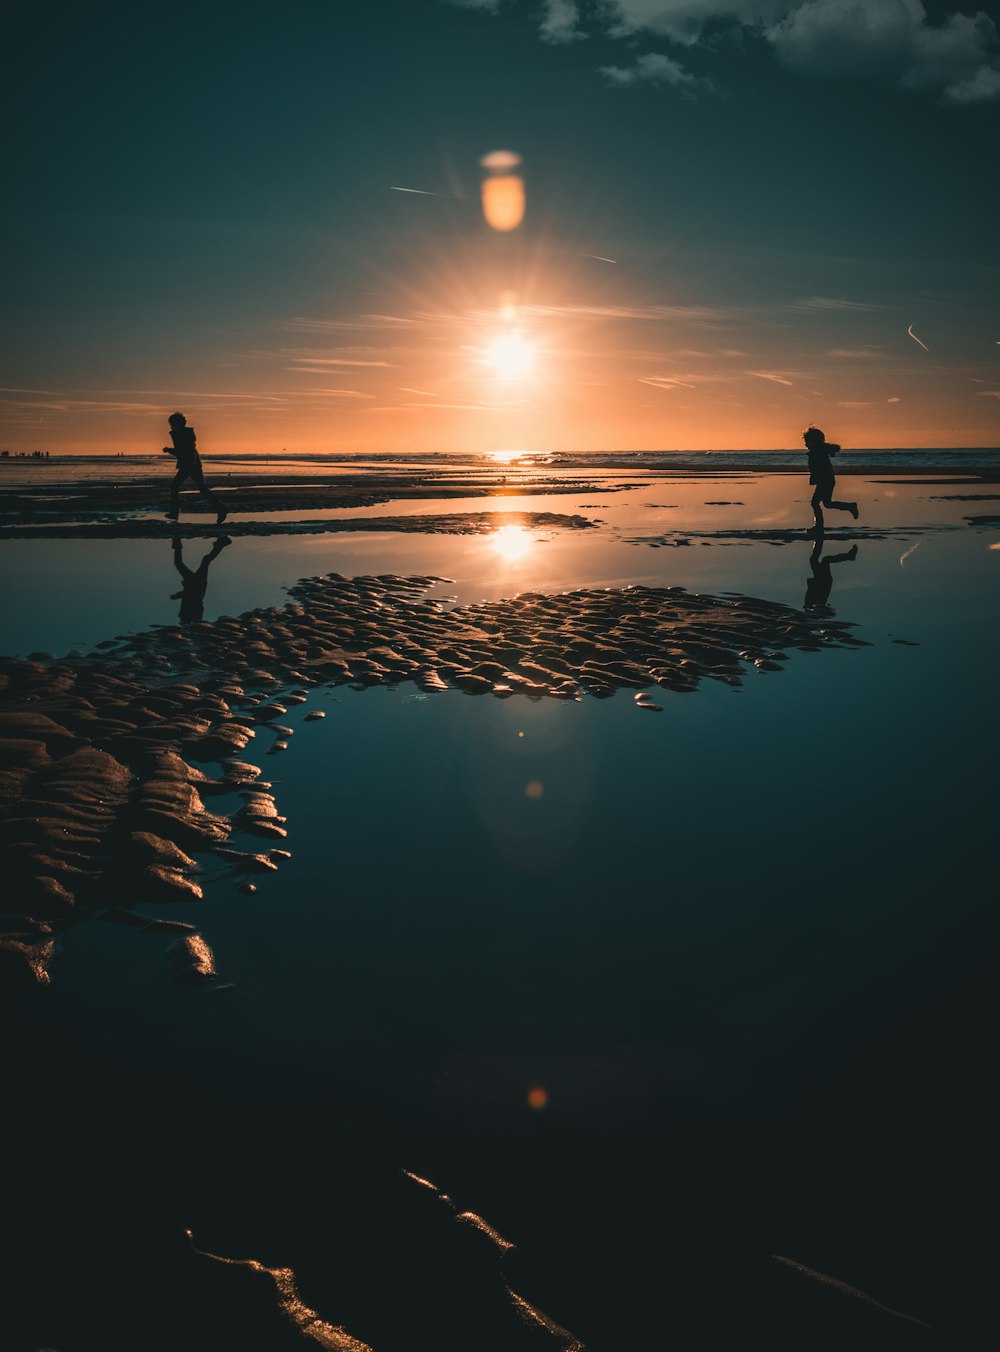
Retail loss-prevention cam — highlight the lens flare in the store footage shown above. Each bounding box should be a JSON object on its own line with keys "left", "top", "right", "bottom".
{"left": 481, "top": 149, "right": 525, "bottom": 231}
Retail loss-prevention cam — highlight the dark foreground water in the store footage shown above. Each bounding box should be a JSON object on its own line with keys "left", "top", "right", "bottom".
{"left": 4, "top": 477, "right": 999, "bottom": 1349}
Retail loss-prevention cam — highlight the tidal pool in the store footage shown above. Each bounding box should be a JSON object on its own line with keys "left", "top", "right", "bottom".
{"left": 3, "top": 474, "right": 999, "bottom": 1348}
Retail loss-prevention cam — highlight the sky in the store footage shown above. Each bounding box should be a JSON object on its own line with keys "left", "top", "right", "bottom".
{"left": 3, "top": 0, "right": 999, "bottom": 454}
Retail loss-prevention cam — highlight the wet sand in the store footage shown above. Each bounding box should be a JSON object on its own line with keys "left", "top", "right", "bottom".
{"left": 0, "top": 510, "right": 600, "bottom": 542}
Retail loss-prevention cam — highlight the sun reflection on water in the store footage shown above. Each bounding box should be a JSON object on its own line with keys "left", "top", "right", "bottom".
{"left": 490, "top": 523, "right": 533, "bottom": 562}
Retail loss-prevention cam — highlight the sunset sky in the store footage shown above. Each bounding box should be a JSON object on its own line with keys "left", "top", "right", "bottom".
{"left": 3, "top": 0, "right": 999, "bottom": 454}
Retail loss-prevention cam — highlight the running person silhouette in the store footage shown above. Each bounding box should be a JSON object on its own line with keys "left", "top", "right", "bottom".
{"left": 163, "top": 412, "right": 228, "bottom": 524}
{"left": 803, "top": 425, "right": 858, "bottom": 533}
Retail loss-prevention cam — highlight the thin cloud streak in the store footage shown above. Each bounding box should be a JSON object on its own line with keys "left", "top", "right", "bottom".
{"left": 284, "top": 357, "right": 393, "bottom": 367}
{"left": 747, "top": 370, "right": 796, "bottom": 386}
{"left": 790, "top": 296, "right": 882, "bottom": 312}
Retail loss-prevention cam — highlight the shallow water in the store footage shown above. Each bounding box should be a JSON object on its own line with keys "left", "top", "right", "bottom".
{"left": 2, "top": 474, "right": 991, "bottom": 656}
{"left": 4, "top": 472, "right": 1000, "bottom": 1348}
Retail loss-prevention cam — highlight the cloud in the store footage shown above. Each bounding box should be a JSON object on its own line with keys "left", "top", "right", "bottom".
{"left": 766, "top": 1, "right": 1000, "bottom": 103}
{"left": 283, "top": 315, "right": 418, "bottom": 333}
{"left": 943, "top": 61, "right": 1000, "bottom": 102}
{"left": 791, "top": 295, "right": 882, "bottom": 311}
{"left": 369, "top": 400, "right": 530, "bottom": 412}
{"left": 445, "top": 2, "right": 1000, "bottom": 102}
{"left": 540, "top": 0, "right": 586, "bottom": 44}
{"left": 282, "top": 387, "right": 376, "bottom": 397}
{"left": 747, "top": 369, "right": 796, "bottom": 384}
{"left": 828, "top": 346, "right": 887, "bottom": 358}
{"left": 284, "top": 356, "right": 393, "bottom": 367}
{"left": 887, "top": 395, "right": 903, "bottom": 401}
{"left": 522, "top": 301, "right": 729, "bottom": 322}
{"left": 604, "top": 2, "right": 788, "bottom": 45}
{"left": 600, "top": 51, "right": 713, "bottom": 91}
{"left": 978, "top": 389, "right": 1000, "bottom": 398}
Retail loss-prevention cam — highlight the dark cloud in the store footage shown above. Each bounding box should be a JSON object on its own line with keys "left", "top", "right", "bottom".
{"left": 539, "top": 0, "right": 587, "bottom": 44}
{"left": 444, "top": 0, "right": 1000, "bottom": 101}
{"left": 766, "top": 1, "right": 1000, "bottom": 103}
{"left": 600, "top": 50, "right": 714, "bottom": 90}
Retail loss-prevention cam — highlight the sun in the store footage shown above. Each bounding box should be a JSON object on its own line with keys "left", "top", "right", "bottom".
{"left": 484, "top": 332, "right": 536, "bottom": 379}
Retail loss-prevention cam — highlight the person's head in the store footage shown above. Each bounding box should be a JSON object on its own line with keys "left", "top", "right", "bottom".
{"left": 168, "top": 412, "right": 187, "bottom": 428}
{"left": 802, "top": 425, "right": 826, "bottom": 449}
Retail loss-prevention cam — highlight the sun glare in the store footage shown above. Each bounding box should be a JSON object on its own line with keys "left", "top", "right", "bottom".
{"left": 484, "top": 332, "right": 535, "bottom": 379}
{"left": 491, "top": 524, "right": 533, "bottom": 562}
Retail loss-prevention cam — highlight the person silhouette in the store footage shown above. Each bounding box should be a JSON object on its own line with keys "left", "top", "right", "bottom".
{"left": 803, "top": 425, "right": 858, "bottom": 533}
{"left": 163, "top": 412, "right": 228, "bottom": 524}
{"left": 171, "top": 535, "right": 232, "bottom": 623}
{"left": 804, "top": 535, "right": 858, "bottom": 613}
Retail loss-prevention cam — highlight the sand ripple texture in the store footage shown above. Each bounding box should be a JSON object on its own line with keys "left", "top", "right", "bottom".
{"left": 1, "top": 572, "right": 868, "bottom": 986}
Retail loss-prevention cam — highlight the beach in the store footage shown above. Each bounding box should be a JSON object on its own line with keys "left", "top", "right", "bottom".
{"left": 3, "top": 452, "right": 999, "bottom": 1348}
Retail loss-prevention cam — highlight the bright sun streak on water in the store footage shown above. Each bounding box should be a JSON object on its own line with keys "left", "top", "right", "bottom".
{"left": 484, "top": 333, "right": 535, "bottom": 379}
{"left": 491, "top": 524, "right": 533, "bottom": 562}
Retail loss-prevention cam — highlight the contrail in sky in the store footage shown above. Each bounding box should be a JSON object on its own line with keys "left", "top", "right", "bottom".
{"left": 907, "top": 323, "right": 929, "bottom": 352}
{"left": 389, "top": 185, "right": 443, "bottom": 196}
{"left": 583, "top": 254, "right": 618, "bottom": 263}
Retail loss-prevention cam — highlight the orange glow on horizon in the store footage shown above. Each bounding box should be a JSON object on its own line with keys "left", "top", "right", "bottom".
{"left": 10, "top": 232, "right": 996, "bottom": 455}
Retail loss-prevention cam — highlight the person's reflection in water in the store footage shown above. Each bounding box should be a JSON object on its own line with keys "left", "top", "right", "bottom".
{"left": 171, "top": 535, "right": 232, "bottom": 623}
{"left": 804, "top": 534, "right": 857, "bottom": 613}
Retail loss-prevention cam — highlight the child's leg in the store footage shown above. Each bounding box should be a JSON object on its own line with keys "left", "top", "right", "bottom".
{"left": 810, "top": 484, "right": 826, "bottom": 530}
{"left": 826, "top": 476, "right": 858, "bottom": 518}
{"left": 190, "top": 461, "right": 223, "bottom": 513}
{"left": 168, "top": 468, "right": 188, "bottom": 518}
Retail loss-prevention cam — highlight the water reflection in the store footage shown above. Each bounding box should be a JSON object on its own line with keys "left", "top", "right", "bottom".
{"left": 804, "top": 534, "right": 857, "bottom": 613}
{"left": 490, "top": 523, "right": 533, "bottom": 562}
{"left": 171, "top": 534, "right": 232, "bottom": 623}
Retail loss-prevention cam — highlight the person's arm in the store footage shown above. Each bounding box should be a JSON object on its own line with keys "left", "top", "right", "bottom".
{"left": 827, "top": 443, "right": 841, "bottom": 456}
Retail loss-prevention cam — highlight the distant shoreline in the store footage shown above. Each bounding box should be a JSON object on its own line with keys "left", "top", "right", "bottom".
{"left": 2, "top": 446, "right": 1000, "bottom": 477}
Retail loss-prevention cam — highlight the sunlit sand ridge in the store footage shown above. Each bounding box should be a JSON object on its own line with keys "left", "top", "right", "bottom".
{"left": 186, "top": 1230, "right": 374, "bottom": 1351}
